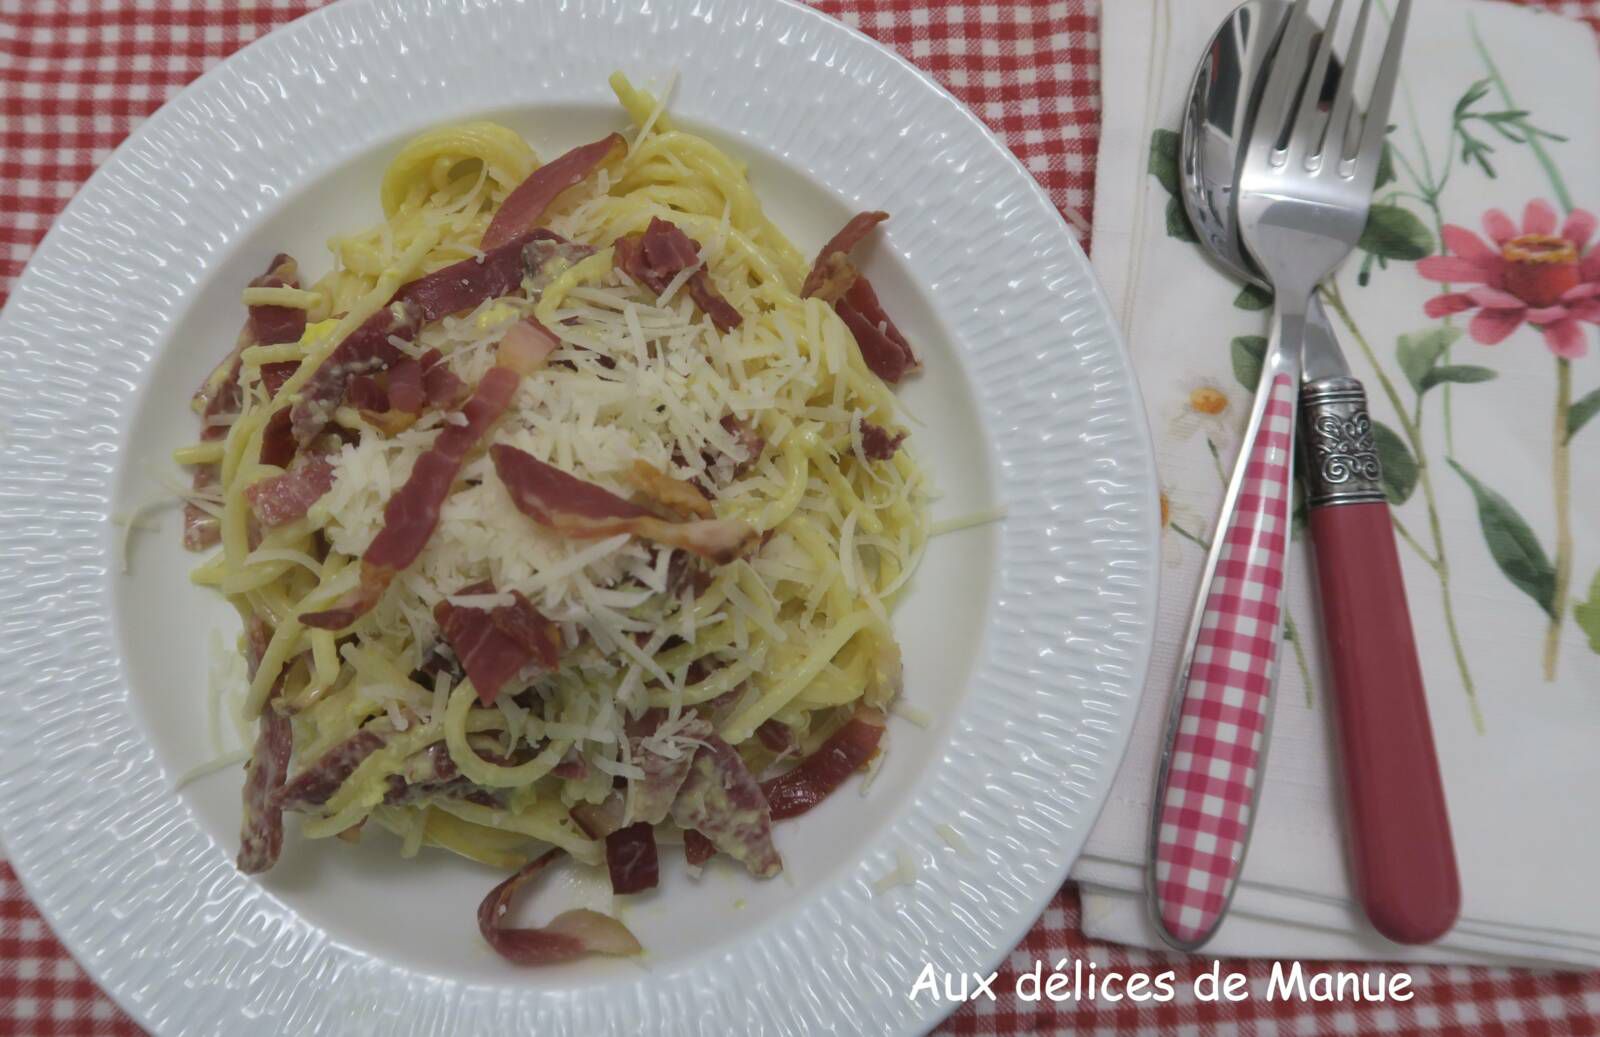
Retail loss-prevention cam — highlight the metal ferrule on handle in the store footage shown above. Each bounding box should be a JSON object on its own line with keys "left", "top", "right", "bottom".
{"left": 1300, "top": 376, "right": 1385, "bottom": 507}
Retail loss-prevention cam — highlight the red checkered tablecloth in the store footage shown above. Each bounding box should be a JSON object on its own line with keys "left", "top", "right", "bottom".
{"left": 1, "top": 2, "right": 1597, "bottom": 1035}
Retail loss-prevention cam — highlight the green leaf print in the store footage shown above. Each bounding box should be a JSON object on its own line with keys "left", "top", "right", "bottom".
{"left": 1148, "top": 129, "right": 1197, "bottom": 243}
{"left": 1419, "top": 364, "right": 1497, "bottom": 392}
{"left": 1395, "top": 326, "right": 1463, "bottom": 393}
{"left": 1233, "top": 284, "right": 1273, "bottom": 310}
{"left": 1358, "top": 203, "right": 1434, "bottom": 261}
{"left": 1449, "top": 460, "right": 1557, "bottom": 620}
{"left": 1230, "top": 335, "right": 1267, "bottom": 391}
{"left": 1575, "top": 571, "right": 1600, "bottom": 655}
{"left": 1566, "top": 387, "right": 1600, "bottom": 443}
{"left": 1372, "top": 421, "right": 1417, "bottom": 506}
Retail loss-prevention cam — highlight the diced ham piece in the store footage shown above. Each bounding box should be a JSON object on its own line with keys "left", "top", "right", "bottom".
{"left": 245, "top": 453, "right": 335, "bottom": 528}
{"left": 613, "top": 217, "right": 742, "bottom": 331}
{"left": 801, "top": 212, "right": 919, "bottom": 384}
{"left": 477, "top": 850, "right": 643, "bottom": 965}
{"left": 347, "top": 374, "right": 389, "bottom": 413}
{"left": 299, "top": 323, "right": 556, "bottom": 631}
{"left": 258, "top": 409, "right": 296, "bottom": 468}
{"left": 859, "top": 420, "right": 906, "bottom": 462}
{"left": 286, "top": 301, "right": 423, "bottom": 454}
{"left": 272, "top": 729, "right": 387, "bottom": 812}
{"left": 392, "top": 232, "right": 535, "bottom": 322}
{"left": 523, "top": 233, "right": 598, "bottom": 297}
{"left": 248, "top": 254, "right": 309, "bottom": 346}
{"left": 755, "top": 718, "right": 795, "bottom": 755}
{"left": 386, "top": 357, "right": 426, "bottom": 414}
{"left": 670, "top": 733, "right": 781, "bottom": 878}
{"left": 420, "top": 349, "right": 469, "bottom": 410}
{"left": 491, "top": 445, "right": 757, "bottom": 564}
{"left": 684, "top": 829, "right": 717, "bottom": 869}
{"left": 237, "top": 616, "right": 292, "bottom": 874}
{"left": 760, "top": 707, "right": 886, "bottom": 820}
{"left": 433, "top": 580, "right": 562, "bottom": 706}
{"left": 481, "top": 133, "right": 625, "bottom": 250}
{"left": 605, "top": 823, "right": 660, "bottom": 895}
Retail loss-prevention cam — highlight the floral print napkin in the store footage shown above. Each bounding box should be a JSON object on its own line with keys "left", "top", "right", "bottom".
{"left": 1075, "top": 0, "right": 1600, "bottom": 966}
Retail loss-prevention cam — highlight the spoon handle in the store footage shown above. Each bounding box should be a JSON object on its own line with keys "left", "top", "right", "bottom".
{"left": 1149, "top": 327, "right": 1301, "bottom": 950}
{"left": 1300, "top": 377, "right": 1460, "bottom": 944}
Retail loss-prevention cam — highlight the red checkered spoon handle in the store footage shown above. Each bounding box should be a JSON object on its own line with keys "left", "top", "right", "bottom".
{"left": 1149, "top": 362, "right": 1299, "bottom": 950}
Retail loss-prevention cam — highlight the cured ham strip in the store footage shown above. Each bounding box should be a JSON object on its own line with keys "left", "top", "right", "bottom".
{"left": 248, "top": 255, "right": 309, "bottom": 346}
{"left": 613, "top": 217, "right": 742, "bottom": 331}
{"left": 859, "top": 420, "right": 906, "bottom": 462}
{"left": 605, "top": 823, "right": 660, "bottom": 895}
{"left": 237, "top": 617, "right": 292, "bottom": 874}
{"left": 801, "top": 212, "right": 919, "bottom": 384}
{"left": 245, "top": 453, "right": 335, "bottom": 528}
{"left": 491, "top": 445, "right": 758, "bottom": 564}
{"left": 627, "top": 715, "right": 713, "bottom": 826}
{"left": 287, "top": 301, "right": 423, "bottom": 453}
{"left": 477, "top": 849, "right": 643, "bottom": 965}
{"left": 523, "top": 233, "right": 598, "bottom": 297}
{"left": 189, "top": 255, "right": 306, "bottom": 550}
{"left": 434, "top": 580, "right": 562, "bottom": 705}
{"left": 392, "top": 232, "right": 535, "bottom": 322}
{"left": 420, "top": 349, "right": 469, "bottom": 410}
{"left": 300, "top": 322, "right": 557, "bottom": 631}
{"left": 273, "top": 729, "right": 386, "bottom": 812}
{"left": 800, "top": 211, "right": 887, "bottom": 301}
{"left": 760, "top": 707, "right": 885, "bottom": 821}
{"left": 837, "top": 276, "right": 919, "bottom": 384}
{"left": 258, "top": 409, "right": 296, "bottom": 468}
{"left": 260, "top": 360, "right": 299, "bottom": 399}
{"left": 481, "top": 133, "right": 625, "bottom": 250}
{"left": 669, "top": 733, "right": 781, "bottom": 878}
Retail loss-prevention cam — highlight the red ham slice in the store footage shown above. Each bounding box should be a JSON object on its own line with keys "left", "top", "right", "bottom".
{"left": 272, "top": 729, "right": 387, "bottom": 812}
{"left": 800, "top": 212, "right": 919, "bottom": 384}
{"left": 669, "top": 733, "right": 781, "bottom": 878}
{"left": 286, "top": 301, "right": 423, "bottom": 455}
{"left": 627, "top": 714, "right": 713, "bottom": 826}
{"left": 605, "top": 823, "right": 660, "bottom": 895}
{"left": 490, "top": 445, "right": 757, "bottom": 564}
{"left": 245, "top": 453, "right": 335, "bottom": 528}
{"left": 481, "top": 133, "right": 625, "bottom": 250}
{"left": 760, "top": 706, "right": 886, "bottom": 820}
{"left": 421, "top": 349, "right": 469, "bottom": 409}
{"left": 392, "top": 231, "right": 536, "bottom": 322}
{"left": 237, "top": 617, "right": 293, "bottom": 874}
{"left": 613, "top": 217, "right": 742, "bottom": 331}
{"left": 477, "top": 850, "right": 643, "bottom": 965}
{"left": 433, "top": 580, "right": 562, "bottom": 705}
{"left": 300, "top": 322, "right": 557, "bottom": 631}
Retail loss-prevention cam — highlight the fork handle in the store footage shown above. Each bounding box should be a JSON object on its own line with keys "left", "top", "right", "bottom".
{"left": 1301, "top": 377, "right": 1460, "bottom": 944}
{"left": 1150, "top": 366, "right": 1299, "bottom": 949}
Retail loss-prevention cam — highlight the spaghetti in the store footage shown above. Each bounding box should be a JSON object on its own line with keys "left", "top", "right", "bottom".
{"left": 179, "top": 73, "right": 928, "bottom": 963}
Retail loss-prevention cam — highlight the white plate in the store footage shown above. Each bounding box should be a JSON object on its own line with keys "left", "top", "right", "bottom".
{"left": 0, "top": 1, "right": 1157, "bottom": 1033}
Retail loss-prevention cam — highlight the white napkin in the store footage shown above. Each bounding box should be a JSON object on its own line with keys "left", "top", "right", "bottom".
{"left": 1080, "top": 0, "right": 1600, "bottom": 968}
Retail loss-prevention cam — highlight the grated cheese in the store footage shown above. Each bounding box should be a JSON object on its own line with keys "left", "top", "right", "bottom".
{"left": 871, "top": 849, "right": 919, "bottom": 895}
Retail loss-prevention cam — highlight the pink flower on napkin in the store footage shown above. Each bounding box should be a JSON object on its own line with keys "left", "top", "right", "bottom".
{"left": 1419, "top": 200, "right": 1600, "bottom": 358}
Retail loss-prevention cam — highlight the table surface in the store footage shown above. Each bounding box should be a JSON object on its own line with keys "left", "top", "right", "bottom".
{"left": 1, "top": 1, "right": 1598, "bottom": 1034}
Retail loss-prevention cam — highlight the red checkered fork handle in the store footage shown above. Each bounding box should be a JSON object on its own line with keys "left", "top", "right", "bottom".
{"left": 1149, "top": 369, "right": 1299, "bottom": 950}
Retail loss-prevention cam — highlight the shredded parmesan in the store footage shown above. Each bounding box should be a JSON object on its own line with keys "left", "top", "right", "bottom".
{"left": 930, "top": 504, "right": 1009, "bottom": 538}
{"left": 935, "top": 823, "right": 972, "bottom": 857}
{"left": 173, "top": 749, "right": 252, "bottom": 791}
{"left": 871, "top": 848, "right": 919, "bottom": 895}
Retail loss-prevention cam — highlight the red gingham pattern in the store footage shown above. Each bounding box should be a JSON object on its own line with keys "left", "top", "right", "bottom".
{"left": 0, "top": 2, "right": 1596, "bottom": 1035}
{"left": 1153, "top": 373, "right": 1297, "bottom": 947}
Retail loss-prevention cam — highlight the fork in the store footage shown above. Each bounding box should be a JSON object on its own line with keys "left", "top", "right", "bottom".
{"left": 1148, "top": 0, "right": 1414, "bottom": 950}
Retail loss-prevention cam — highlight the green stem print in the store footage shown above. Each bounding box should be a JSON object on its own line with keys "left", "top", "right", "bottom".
{"left": 1546, "top": 359, "right": 1574, "bottom": 679}
{"left": 1319, "top": 284, "right": 1484, "bottom": 732}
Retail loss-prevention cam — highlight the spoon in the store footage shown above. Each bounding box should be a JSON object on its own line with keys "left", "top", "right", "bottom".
{"left": 1169, "top": 0, "right": 1458, "bottom": 946}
